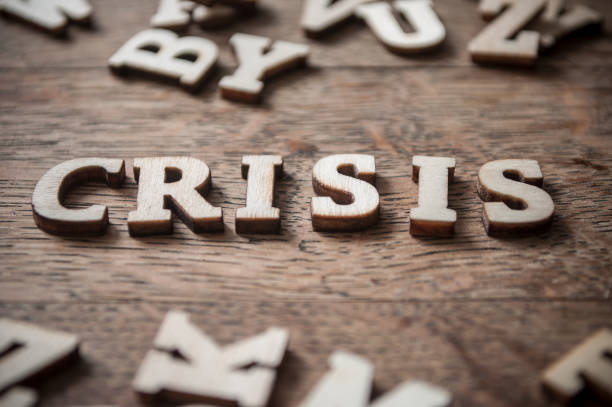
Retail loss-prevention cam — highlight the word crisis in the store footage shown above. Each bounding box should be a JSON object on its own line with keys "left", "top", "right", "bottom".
{"left": 31, "top": 155, "right": 555, "bottom": 238}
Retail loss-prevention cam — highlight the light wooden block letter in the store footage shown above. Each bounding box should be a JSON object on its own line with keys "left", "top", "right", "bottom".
{"left": 410, "top": 155, "right": 456, "bottom": 237}
{"left": 542, "top": 329, "right": 612, "bottom": 403}
{"left": 311, "top": 154, "right": 379, "bottom": 231}
{"left": 0, "top": 0, "right": 92, "bottom": 34}
{"left": 539, "top": 4, "right": 603, "bottom": 49}
{"left": 0, "top": 319, "right": 80, "bottom": 396}
{"left": 476, "top": 0, "right": 603, "bottom": 49}
{"left": 371, "top": 381, "right": 453, "bottom": 407}
{"left": 355, "top": 0, "right": 446, "bottom": 54}
{"left": 478, "top": 0, "right": 563, "bottom": 22}
{"left": 150, "top": 0, "right": 192, "bottom": 29}
{"left": 299, "top": 351, "right": 373, "bottom": 406}
{"left": 219, "top": 33, "right": 310, "bottom": 103}
{"left": 151, "top": 0, "right": 237, "bottom": 30}
{"left": 300, "top": 351, "right": 452, "bottom": 407}
{"left": 191, "top": 3, "right": 237, "bottom": 28}
{"left": 128, "top": 157, "right": 223, "bottom": 236}
{"left": 468, "top": 0, "right": 546, "bottom": 66}
{"left": 109, "top": 29, "right": 218, "bottom": 90}
{"left": 301, "top": 0, "right": 373, "bottom": 37}
{"left": 32, "top": 158, "right": 125, "bottom": 236}
{"left": 477, "top": 159, "right": 554, "bottom": 236}
{"left": 541, "top": 0, "right": 565, "bottom": 22}
{"left": 133, "top": 311, "right": 289, "bottom": 406}
{"left": 0, "top": 387, "right": 37, "bottom": 407}
{"left": 236, "top": 155, "right": 283, "bottom": 234}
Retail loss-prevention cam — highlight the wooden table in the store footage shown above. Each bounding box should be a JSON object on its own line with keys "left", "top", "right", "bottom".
{"left": 1, "top": 0, "right": 611, "bottom": 406}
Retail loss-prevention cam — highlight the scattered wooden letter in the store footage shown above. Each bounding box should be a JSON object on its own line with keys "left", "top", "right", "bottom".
{"left": 478, "top": 0, "right": 563, "bottom": 22}
{"left": 192, "top": 3, "right": 237, "bottom": 28}
{"left": 301, "top": 0, "right": 372, "bottom": 37}
{"left": 31, "top": 158, "right": 125, "bottom": 236}
{"left": 311, "top": 154, "right": 379, "bottom": 231}
{"left": 236, "top": 155, "right": 283, "bottom": 234}
{"left": 128, "top": 157, "right": 223, "bottom": 236}
{"left": 0, "top": 387, "right": 37, "bottom": 407}
{"left": 0, "top": 0, "right": 92, "bottom": 34}
{"left": 300, "top": 351, "right": 452, "bottom": 407}
{"left": 468, "top": 0, "right": 546, "bottom": 66}
{"left": 539, "top": 4, "right": 603, "bottom": 49}
{"left": 477, "top": 159, "right": 554, "bottom": 236}
{"left": 371, "top": 381, "right": 453, "bottom": 407}
{"left": 109, "top": 28, "right": 218, "bottom": 90}
{"left": 542, "top": 329, "right": 612, "bottom": 404}
{"left": 541, "top": 0, "right": 565, "bottom": 22}
{"left": 219, "top": 33, "right": 310, "bottom": 103}
{"left": 299, "top": 351, "right": 373, "bottom": 406}
{"left": 151, "top": 0, "right": 237, "bottom": 30}
{"left": 477, "top": 0, "right": 603, "bottom": 49}
{"left": 355, "top": 0, "right": 446, "bottom": 54}
{"left": 150, "top": 0, "right": 192, "bottom": 29}
{"left": 410, "top": 155, "right": 456, "bottom": 237}
{"left": 133, "top": 311, "right": 289, "bottom": 406}
{"left": 0, "top": 319, "right": 80, "bottom": 402}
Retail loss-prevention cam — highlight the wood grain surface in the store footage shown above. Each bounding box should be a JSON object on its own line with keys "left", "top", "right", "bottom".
{"left": 1, "top": 0, "right": 611, "bottom": 406}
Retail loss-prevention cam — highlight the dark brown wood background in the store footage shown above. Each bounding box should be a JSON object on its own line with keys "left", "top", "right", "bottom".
{"left": 1, "top": 0, "right": 611, "bottom": 406}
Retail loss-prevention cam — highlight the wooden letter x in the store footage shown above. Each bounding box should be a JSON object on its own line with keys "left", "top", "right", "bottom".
{"left": 128, "top": 157, "right": 223, "bottom": 236}
{"left": 299, "top": 351, "right": 452, "bottom": 407}
{"left": 133, "top": 311, "right": 289, "bottom": 406}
